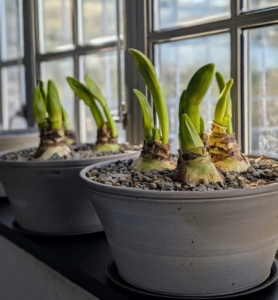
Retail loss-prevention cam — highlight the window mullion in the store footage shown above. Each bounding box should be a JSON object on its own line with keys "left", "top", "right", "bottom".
{"left": 22, "top": 0, "right": 36, "bottom": 128}
{"left": 116, "top": 0, "right": 123, "bottom": 123}
{"left": 72, "top": 0, "right": 81, "bottom": 143}
{"left": 124, "top": 0, "right": 148, "bottom": 144}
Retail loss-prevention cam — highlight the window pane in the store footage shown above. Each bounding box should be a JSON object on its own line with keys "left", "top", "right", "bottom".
{"left": 247, "top": 25, "right": 278, "bottom": 156}
{"left": 153, "top": 0, "right": 230, "bottom": 31}
{"left": 38, "top": 0, "right": 74, "bottom": 53}
{"left": 154, "top": 33, "right": 231, "bottom": 153}
{"left": 1, "top": 65, "right": 26, "bottom": 130}
{"left": 79, "top": 51, "right": 126, "bottom": 144}
{"left": 0, "top": 0, "right": 24, "bottom": 61}
{"left": 40, "top": 58, "right": 75, "bottom": 128}
{"left": 80, "top": 0, "right": 123, "bottom": 45}
{"left": 243, "top": 0, "right": 278, "bottom": 11}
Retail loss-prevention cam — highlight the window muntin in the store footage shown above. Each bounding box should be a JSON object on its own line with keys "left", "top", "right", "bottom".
{"left": 153, "top": 0, "right": 230, "bottom": 31}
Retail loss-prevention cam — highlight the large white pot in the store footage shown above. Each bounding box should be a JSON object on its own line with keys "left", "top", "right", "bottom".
{"left": 0, "top": 150, "right": 138, "bottom": 234}
{"left": 80, "top": 159, "right": 278, "bottom": 297}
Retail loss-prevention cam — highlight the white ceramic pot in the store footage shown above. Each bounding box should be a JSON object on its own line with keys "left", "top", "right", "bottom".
{"left": 0, "top": 129, "right": 39, "bottom": 198}
{"left": 80, "top": 159, "right": 278, "bottom": 297}
{"left": 0, "top": 151, "right": 138, "bottom": 234}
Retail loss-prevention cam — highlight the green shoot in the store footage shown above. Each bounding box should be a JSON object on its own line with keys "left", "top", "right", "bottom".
{"left": 133, "top": 89, "right": 153, "bottom": 142}
{"left": 67, "top": 77, "right": 105, "bottom": 130}
{"left": 33, "top": 86, "right": 48, "bottom": 132}
{"left": 129, "top": 48, "right": 169, "bottom": 144}
{"left": 84, "top": 75, "right": 117, "bottom": 138}
{"left": 179, "top": 114, "right": 204, "bottom": 152}
{"left": 47, "top": 80, "right": 62, "bottom": 129}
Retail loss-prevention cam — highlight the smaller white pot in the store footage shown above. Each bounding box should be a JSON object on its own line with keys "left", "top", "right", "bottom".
{"left": 0, "top": 149, "right": 138, "bottom": 234}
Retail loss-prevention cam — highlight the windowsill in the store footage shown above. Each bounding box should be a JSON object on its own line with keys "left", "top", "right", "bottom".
{"left": 0, "top": 198, "right": 277, "bottom": 300}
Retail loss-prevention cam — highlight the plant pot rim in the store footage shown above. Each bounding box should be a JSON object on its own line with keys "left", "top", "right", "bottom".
{"left": 0, "top": 147, "right": 138, "bottom": 169}
{"left": 80, "top": 156, "right": 278, "bottom": 202}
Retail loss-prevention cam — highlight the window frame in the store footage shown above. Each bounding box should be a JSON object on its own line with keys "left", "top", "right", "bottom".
{"left": 2, "top": 0, "right": 278, "bottom": 153}
{"left": 143, "top": 0, "right": 278, "bottom": 153}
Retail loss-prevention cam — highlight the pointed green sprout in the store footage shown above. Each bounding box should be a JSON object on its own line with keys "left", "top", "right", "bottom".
{"left": 61, "top": 105, "right": 72, "bottom": 131}
{"left": 47, "top": 80, "right": 62, "bottom": 129}
{"left": 179, "top": 114, "right": 204, "bottom": 153}
{"left": 33, "top": 86, "right": 48, "bottom": 132}
{"left": 200, "top": 117, "right": 205, "bottom": 135}
{"left": 215, "top": 71, "right": 233, "bottom": 134}
{"left": 214, "top": 79, "right": 233, "bottom": 126}
{"left": 180, "top": 64, "right": 215, "bottom": 133}
{"left": 133, "top": 89, "right": 154, "bottom": 142}
{"left": 129, "top": 48, "right": 168, "bottom": 144}
{"left": 66, "top": 77, "right": 105, "bottom": 130}
{"left": 37, "top": 79, "right": 47, "bottom": 106}
{"left": 84, "top": 75, "right": 117, "bottom": 138}
{"left": 174, "top": 113, "right": 223, "bottom": 183}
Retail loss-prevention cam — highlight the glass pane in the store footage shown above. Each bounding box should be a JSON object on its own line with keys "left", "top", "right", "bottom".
{"left": 1, "top": 65, "right": 26, "bottom": 130}
{"left": 80, "top": 0, "right": 123, "bottom": 45}
{"left": 153, "top": 0, "right": 230, "bottom": 31}
{"left": 38, "top": 0, "right": 74, "bottom": 53}
{"left": 243, "top": 0, "right": 278, "bottom": 11}
{"left": 0, "top": 0, "right": 24, "bottom": 61}
{"left": 79, "top": 51, "right": 126, "bottom": 144}
{"left": 154, "top": 33, "right": 231, "bottom": 153}
{"left": 247, "top": 25, "right": 278, "bottom": 156}
{"left": 40, "top": 58, "right": 75, "bottom": 128}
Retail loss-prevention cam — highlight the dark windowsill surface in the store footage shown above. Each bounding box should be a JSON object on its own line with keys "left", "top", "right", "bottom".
{"left": 0, "top": 198, "right": 278, "bottom": 300}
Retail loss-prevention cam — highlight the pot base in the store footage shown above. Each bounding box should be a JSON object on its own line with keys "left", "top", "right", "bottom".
{"left": 107, "top": 259, "right": 278, "bottom": 299}
{"left": 12, "top": 220, "right": 103, "bottom": 236}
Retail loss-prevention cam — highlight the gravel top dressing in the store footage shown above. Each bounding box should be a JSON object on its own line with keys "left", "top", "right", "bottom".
{"left": 0, "top": 143, "right": 141, "bottom": 161}
{"left": 86, "top": 156, "right": 278, "bottom": 192}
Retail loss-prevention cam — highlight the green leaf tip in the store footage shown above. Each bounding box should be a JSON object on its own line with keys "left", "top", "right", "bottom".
{"left": 47, "top": 80, "right": 62, "bottom": 129}
{"left": 67, "top": 76, "right": 105, "bottom": 130}
{"left": 129, "top": 48, "right": 169, "bottom": 144}
{"left": 84, "top": 74, "right": 106, "bottom": 107}
{"left": 214, "top": 79, "right": 234, "bottom": 126}
{"left": 37, "top": 79, "right": 47, "bottom": 105}
{"left": 179, "top": 114, "right": 204, "bottom": 152}
{"left": 185, "top": 63, "right": 215, "bottom": 106}
{"left": 179, "top": 63, "right": 214, "bottom": 134}
{"left": 84, "top": 74, "right": 117, "bottom": 137}
{"left": 215, "top": 71, "right": 225, "bottom": 93}
{"left": 33, "top": 86, "right": 47, "bottom": 130}
{"left": 133, "top": 89, "right": 153, "bottom": 142}
{"left": 128, "top": 48, "right": 160, "bottom": 91}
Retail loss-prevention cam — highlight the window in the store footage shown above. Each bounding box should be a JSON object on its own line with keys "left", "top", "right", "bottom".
{"left": 36, "top": 0, "right": 125, "bottom": 144}
{"left": 0, "top": 0, "right": 125, "bottom": 145}
{"left": 0, "top": 0, "right": 25, "bottom": 130}
{"left": 2, "top": 0, "right": 278, "bottom": 156}
{"left": 147, "top": 0, "right": 278, "bottom": 155}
